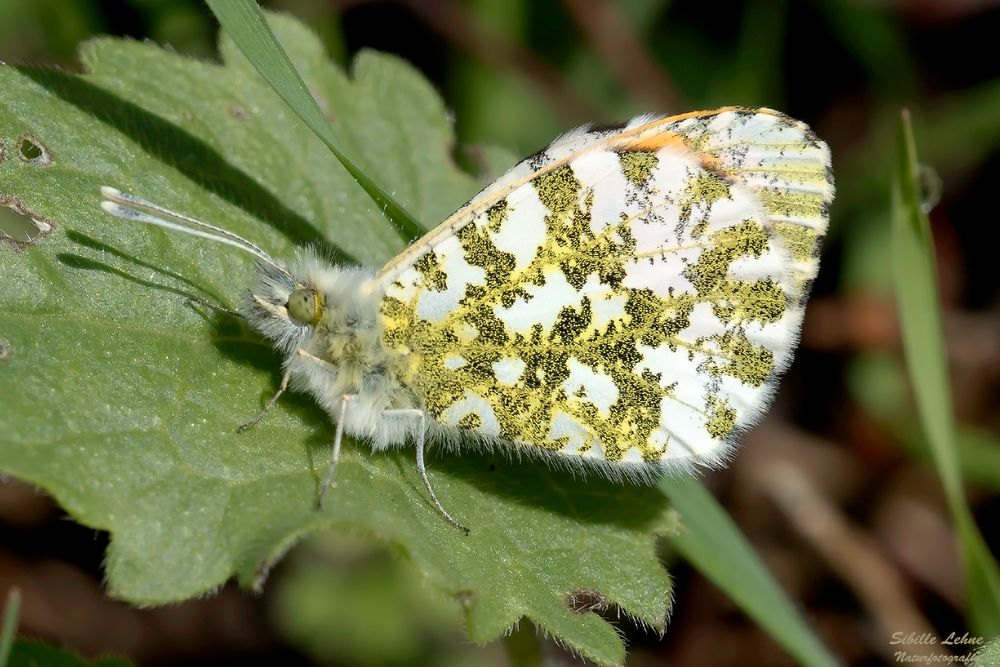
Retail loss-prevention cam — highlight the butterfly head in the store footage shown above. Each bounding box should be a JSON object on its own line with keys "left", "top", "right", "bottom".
{"left": 286, "top": 287, "right": 324, "bottom": 325}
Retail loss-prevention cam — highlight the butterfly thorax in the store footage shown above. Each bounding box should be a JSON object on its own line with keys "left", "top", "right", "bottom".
{"left": 245, "top": 255, "right": 421, "bottom": 447}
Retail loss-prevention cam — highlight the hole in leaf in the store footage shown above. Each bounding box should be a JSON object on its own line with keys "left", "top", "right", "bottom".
{"left": 17, "top": 134, "right": 52, "bottom": 166}
{"left": 0, "top": 196, "right": 54, "bottom": 249}
{"left": 19, "top": 139, "right": 41, "bottom": 160}
{"left": 0, "top": 337, "right": 10, "bottom": 361}
{"left": 565, "top": 589, "right": 609, "bottom": 614}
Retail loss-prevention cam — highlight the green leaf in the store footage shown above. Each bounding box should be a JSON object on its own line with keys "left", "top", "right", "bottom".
{"left": 0, "top": 14, "right": 674, "bottom": 665}
{"left": 205, "top": 0, "right": 425, "bottom": 243}
{"left": 661, "top": 477, "right": 838, "bottom": 667}
{"left": 891, "top": 110, "right": 1000, "bottom": 636}
{"left": 7, "top": 641, "right": 131, "bottom": 667}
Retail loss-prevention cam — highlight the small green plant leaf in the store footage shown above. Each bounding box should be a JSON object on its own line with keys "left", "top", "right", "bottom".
{"left": 0, "top": 14, "right": 673, "bottom": 665}
{"left": 7, "top": 641, "right": 131, "bottom": 667}
{"left": 891, "top": 109, "right": 1000, "bottom": 636}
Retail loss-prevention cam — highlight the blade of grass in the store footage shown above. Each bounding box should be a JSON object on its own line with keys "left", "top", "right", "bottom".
{"left": 891, "top": 109, "right": 1000, "bottom": 636}
{"left": 205, "top": 1, "right": 425, "bottom": 242}
{"left": 0, "top": 588, "right": 20, "bottom": 667}
{"left": 660, "top": 477, "right": 838, "bottom": 667}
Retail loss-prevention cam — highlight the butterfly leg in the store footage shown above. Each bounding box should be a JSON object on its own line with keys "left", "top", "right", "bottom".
{"left": 406, "top": 409, "right": 469, "bottom": 535}
{"left": 317, "top": 393, "right": 353, "bottom": 509}
{"left": 237, "top": 370, "right": 291, "bottom": 433}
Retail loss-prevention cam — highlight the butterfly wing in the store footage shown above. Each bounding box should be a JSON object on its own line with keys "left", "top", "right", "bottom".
{"left": 377, "top": 107, "right": 833, "bottom": 475}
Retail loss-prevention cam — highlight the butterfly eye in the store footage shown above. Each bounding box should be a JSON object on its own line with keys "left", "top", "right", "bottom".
{"left": 286, "top": 287, "right": 322, "bottom": 325}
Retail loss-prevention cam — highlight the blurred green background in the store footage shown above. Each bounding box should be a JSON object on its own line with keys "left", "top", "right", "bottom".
{"left": 2, "top": 0, "right": 999, "bottom": 665}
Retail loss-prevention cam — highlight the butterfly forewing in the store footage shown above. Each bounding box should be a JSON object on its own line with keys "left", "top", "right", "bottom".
{"left": 377, "top": 107, "right": 833, "bottom": 475}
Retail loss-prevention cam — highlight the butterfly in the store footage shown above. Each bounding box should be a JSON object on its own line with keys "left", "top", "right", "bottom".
{"left": 101, "top": 106, "right": 834, "bottom": 533}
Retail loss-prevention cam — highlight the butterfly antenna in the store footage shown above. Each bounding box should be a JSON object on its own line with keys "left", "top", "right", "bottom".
{"left": 99, "top": 186, "right": 292, "bottom": 277}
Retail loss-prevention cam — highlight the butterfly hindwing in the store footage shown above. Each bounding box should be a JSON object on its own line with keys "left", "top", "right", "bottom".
{"left": 377, "top": 107, "right": 833, "bottom": 476}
